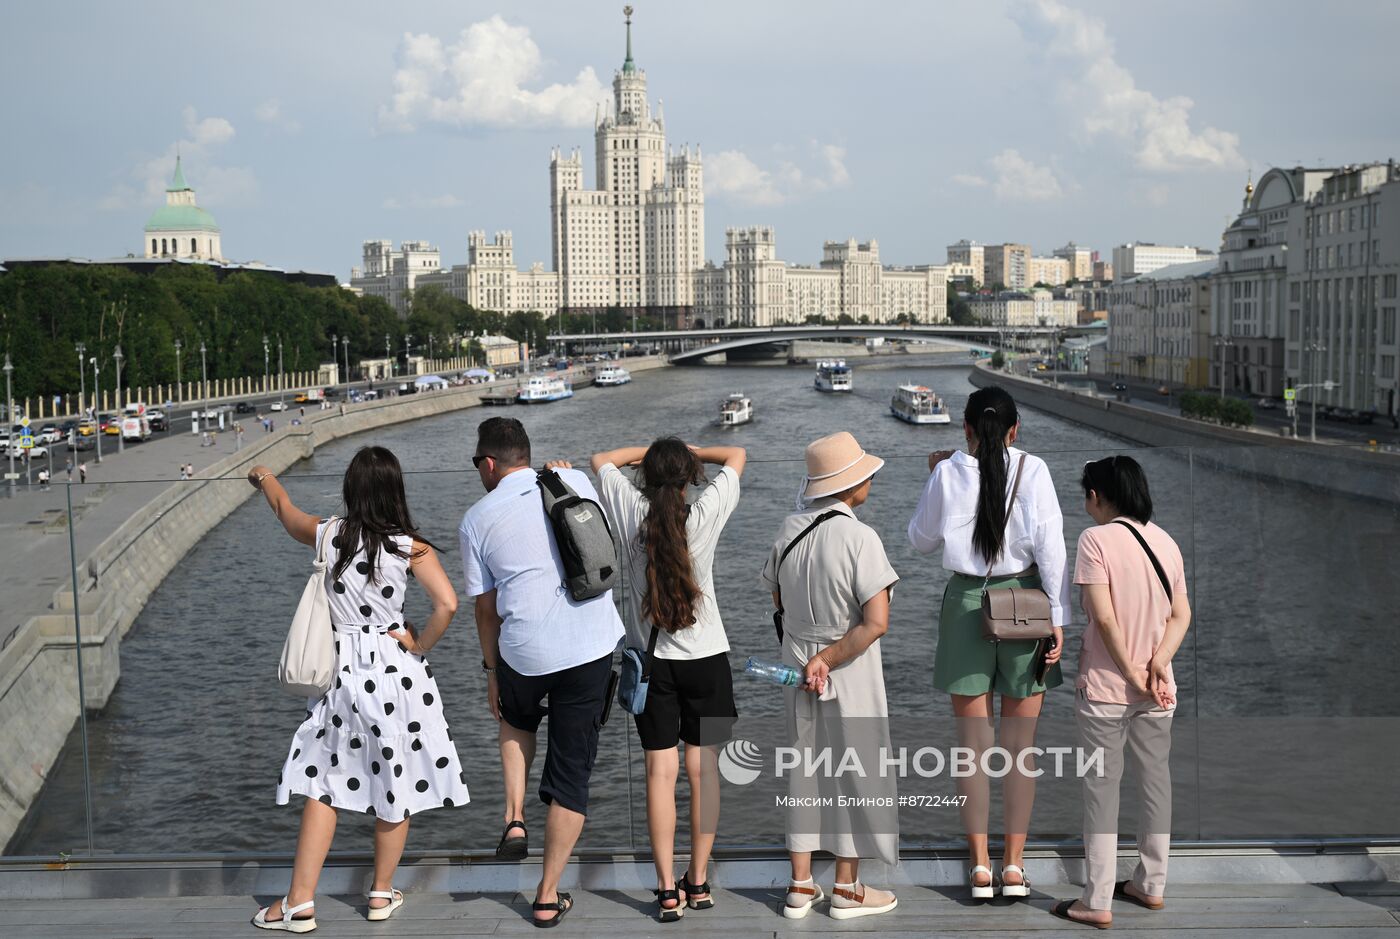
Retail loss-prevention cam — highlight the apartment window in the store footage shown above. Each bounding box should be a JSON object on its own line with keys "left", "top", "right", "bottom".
{"left": 1385, "top": 275, "right": 1398, "bottom": 300}
{"left": 1384, "top": 309, "right": 1397, "bottom": 345}
{"left": 1383, "top": 355, "right": 1397, "bottom": 379}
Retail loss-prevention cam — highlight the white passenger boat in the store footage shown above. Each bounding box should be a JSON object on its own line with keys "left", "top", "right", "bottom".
{"left": 594, "top": 364, "right": 632, "bottom": 386}
{"left": 890, "top": 383, "right": 951, "bottom": 424}
{"left": 718, "top": 393, "right": 754, "bottom": 426}
{"left": 814, "top": 359, "right": 853, "bottom": 392}
{"left": 516, "top": 375, "right": 574, "bottom": 404}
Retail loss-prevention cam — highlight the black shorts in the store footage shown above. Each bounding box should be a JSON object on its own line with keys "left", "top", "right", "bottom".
{"left": 634, "top": 651, "right": 739, "bottom": 751}
{"left": 496, "top": 653, "right": 612, "bottom": 816}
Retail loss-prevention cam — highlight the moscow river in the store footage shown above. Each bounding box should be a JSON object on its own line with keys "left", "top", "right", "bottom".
{"left": 13, "top": 353, "right": 1399, "bottom": 855}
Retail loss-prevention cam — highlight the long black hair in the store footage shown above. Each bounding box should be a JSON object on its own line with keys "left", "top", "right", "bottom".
{"left": 330, "top": 446, "right": 439, "bottom": 583}
{"left": 637, "top": 437, "right": 707, "bottom": 633}
{"left": 1080, "top": 455, "right": 1154, "bottom": 524}
{"left": 964, "top": 385, "right": 1020, "bottom": 563}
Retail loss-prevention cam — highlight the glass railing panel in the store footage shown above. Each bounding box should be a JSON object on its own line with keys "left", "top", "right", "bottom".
{"left": 1188, "top": 443, "right": 1400, "bottom": 841}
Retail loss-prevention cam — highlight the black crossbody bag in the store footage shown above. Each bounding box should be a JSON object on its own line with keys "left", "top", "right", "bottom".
{"left": 1112, "top": 520, "right": 1173, "bottom": 600}
{"left": 772, "top": 510, "right": 843, "bottom": 643}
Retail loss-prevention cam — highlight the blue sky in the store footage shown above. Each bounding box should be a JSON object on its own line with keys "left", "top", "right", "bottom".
{"left": 3, "top": 0, "right": 1397, "bottom": 278}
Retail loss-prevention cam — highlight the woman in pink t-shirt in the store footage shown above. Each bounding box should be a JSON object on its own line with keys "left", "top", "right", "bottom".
{"left": 1053, "top": 455, "right": 1192, "bottom": 930}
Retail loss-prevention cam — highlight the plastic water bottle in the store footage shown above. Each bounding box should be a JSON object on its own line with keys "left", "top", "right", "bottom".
{"left": 744, "top": 656, "right": 801, "bottom": 687}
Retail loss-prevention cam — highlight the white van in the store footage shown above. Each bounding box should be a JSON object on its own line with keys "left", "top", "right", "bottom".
{"left": 121, "top": 402, "right": 151, "bottom": 442}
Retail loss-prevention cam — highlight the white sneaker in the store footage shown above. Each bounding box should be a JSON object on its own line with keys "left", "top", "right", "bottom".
{"left": 829, "top": 882, "right": 898, "bottom": 920}
{"left": 782, "top": 881, "right": 824, "bottom": 919}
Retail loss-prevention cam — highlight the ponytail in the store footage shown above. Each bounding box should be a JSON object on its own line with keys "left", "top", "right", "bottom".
{"left": 964, "top": 386, "right": 1020, "bottom": 563}
{"left": 637, "top": 437, "right": 707, "bottom": 633}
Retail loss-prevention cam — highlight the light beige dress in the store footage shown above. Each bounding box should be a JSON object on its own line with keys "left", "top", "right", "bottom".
{"left": 761, "top": 498, "right": 900, "bottom": 864}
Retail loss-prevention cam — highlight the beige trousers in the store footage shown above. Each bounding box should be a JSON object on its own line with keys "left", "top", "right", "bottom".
{"left": 1075, "top": 690, "right": 1174, "bottom": 911}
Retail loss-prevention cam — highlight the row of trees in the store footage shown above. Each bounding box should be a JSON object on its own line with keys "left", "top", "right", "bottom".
{"left": 0, "top": 265, "right": 557, "bottom": 401}
{"left": 1179, "top": 391, "right": 1254, "bottom": 427}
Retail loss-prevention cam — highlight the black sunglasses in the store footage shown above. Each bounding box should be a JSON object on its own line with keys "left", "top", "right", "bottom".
{"left": 471, "top": 453, "right": 495, "bottom": 469}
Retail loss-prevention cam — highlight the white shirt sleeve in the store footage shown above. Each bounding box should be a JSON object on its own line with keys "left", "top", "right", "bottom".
{"left": 1028, "top": 461, "right": 1072, "bottom": 626}
{"left": 907, "top": 469, "right": 946, "bottom": 554}
{"left": 459, "top": 515, "right": 494, "bottom": 597}
{"left": 690, "top": 465, "right": 741, "bottom": 540}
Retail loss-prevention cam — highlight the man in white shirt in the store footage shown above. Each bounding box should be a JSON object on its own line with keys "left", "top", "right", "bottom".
{"left": 459, "top": 416, "right": 623, "bottom": 927}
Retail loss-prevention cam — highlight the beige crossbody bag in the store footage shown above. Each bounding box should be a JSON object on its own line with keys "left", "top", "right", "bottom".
{"left": 979, "top": 455, "right": 1054, "bottom": 643}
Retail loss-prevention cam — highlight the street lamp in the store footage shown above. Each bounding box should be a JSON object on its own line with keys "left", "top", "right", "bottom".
{"left": 1214, "top": 336, "right": 1235, "bottom": 399}
{"left": 1304, "top": 338, "right": 1328, "bottom": 442}
{"left": 198, "top": 341, "right": 207, "bottom": 430}
{"left": 404, "top": 334, "right": 413, "bottom": 377}
{"left": 384, "top": 333, "right": 392, "bottom": 378}
{"left": 75, "top": 342, "right": 87, "bottom": 419}
{"left": 262, "top": 335, "right": 270, "bottom": 395}
{"left": 4, "top": 354, "right": 14, "bottom": 499}
{"left": 113, "top": 345, "right": 124, "bottom": 454}
{"left": 90, "top": 357, "right": 102, "bottom": 463}
{"left": 341, "top": 336, "right": 350, "bottom": 387}
{"left": 277, "top": 336, "right": 284, "bottom": 409}
{"left": 173, "top": 339, "right": 183, "bottom": 403}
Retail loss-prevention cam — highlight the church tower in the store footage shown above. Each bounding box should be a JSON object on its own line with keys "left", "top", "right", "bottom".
{"left": 143, "top": 155, "right": 223, "bottom": 261}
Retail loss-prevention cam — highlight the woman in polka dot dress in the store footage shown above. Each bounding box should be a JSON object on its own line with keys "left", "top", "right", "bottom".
{"left": 247, "top": 446, "right": 469, "bottom": 932}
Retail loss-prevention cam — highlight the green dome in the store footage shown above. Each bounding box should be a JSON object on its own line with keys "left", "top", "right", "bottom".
{"left": 145, "top": 203, "right": 220, "bottom": 233}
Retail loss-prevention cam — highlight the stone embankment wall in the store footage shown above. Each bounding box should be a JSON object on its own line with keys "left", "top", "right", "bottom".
{"left": 970, "top": 363, "right": 1399, "bottom": 504}
{"left": 0, "top": 358, "right": 668, "bottom": 850}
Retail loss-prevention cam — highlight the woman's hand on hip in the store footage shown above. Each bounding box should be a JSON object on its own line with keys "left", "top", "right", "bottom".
{"left": 802, "top": 652, "right": 830, "bottom": 695}
{"left": 1044, "top": 626, "right": 1064, "bottom": 665}
{"left": 389, "top": 621, "right": 426, "bottom": 656}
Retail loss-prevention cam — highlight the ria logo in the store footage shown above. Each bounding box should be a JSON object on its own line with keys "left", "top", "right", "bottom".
{"left": 718, "top": 739, "right": 764, "bottom": 786}
{"left": 571, "top": 508, "right": 594, "bottom": 523}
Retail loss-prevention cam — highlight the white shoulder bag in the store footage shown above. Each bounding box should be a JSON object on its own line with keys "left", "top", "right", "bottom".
{"left": 278, "top": 516, "right": 338, "bottom": 698}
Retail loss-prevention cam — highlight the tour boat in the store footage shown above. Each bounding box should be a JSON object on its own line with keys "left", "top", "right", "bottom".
{"left": 718, "top": 393, "right": 754, "bottom": 426}
{"left": 594, "top": 364, "right": 632, "bottom": 386}
{"left": 890, "top": 383, "right": 951, "bottom": 424}
{"left": 517, "top": 375, "right": 574, "bottom": 404}
{"left": 814, "top": 359, "right": 853, "bottom": 392}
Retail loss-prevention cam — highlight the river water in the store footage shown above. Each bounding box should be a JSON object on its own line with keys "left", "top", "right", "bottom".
{"left": 14, "top": 355, "right": 1400, "bottom": 855}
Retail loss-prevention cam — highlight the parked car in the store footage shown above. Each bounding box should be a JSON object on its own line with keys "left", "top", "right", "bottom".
{"left": 148, "top": 409, "right": 168, "bottom": 431}
{"left": 234, "top": 401, "right": 255, "bottom": 414}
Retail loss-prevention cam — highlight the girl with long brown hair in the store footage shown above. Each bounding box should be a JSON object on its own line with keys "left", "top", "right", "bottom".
{"left": 590, "top": 438, "right": 746, "bottom": 922}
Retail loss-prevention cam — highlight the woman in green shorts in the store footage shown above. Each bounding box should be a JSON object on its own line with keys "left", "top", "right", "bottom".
{"left": 907, "top": 385, "right": 1071, "bottom": 902}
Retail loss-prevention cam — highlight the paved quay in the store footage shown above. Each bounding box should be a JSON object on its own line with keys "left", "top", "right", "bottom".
{"left": 4, "top": 881, "right": 1399, "bottom": 937}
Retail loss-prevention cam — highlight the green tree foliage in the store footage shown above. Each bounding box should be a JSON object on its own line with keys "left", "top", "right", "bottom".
{"left": 947, "top": 289, "right": 976, "bottom": 326}
{"left": 990, "top": 350, "right": 1006, "bottom": 369}
{"left": 1179, "top": 391, "right": 1254, "bottom": 427}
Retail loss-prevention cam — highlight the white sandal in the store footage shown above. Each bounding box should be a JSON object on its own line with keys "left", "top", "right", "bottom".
{"left": 366, "top": 888, "right": 404, "bottom": 922}
{"left": 782, "top": 881, "right": 825, "bottom": 919}
{"left": 252, "top": 896, "right": 317, "bottom": 933}
{"left": 999, "top": 863, "right": 1030, "bottom": 898}
{"left": 969, "top": 865, "right": 995, "bottom": 901}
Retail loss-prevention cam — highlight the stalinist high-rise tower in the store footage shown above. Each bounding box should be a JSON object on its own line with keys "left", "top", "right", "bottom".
{"left": 550, "top": 6, "right": 704, "bottom": 316}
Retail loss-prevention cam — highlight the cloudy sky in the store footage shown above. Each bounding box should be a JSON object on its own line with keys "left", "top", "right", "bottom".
{"left": 3, "top": 0, "right": 1397, "bottom": 278}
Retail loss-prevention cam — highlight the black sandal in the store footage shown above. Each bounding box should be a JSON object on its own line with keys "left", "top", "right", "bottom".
{"left": 679, "top": 870, "right": 713, "bottom": 910}
{"left": 654, "top": 886, "right": 685, "bottom": 922}
{"left": 532, "top": 892, "right": 572, "bottom": 928}
{"left": 496, "top": 820, "right": 527, "bottom": 861}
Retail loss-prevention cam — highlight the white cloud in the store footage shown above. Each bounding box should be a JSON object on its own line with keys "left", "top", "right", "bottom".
{"left": 382, "top": 193, "right": 463, "bottom": 210}
{"left": 707, "top": 141, "right": 851, "bottom": 207}
{"left": 254, "top": 98, "right": 301, "bottom": 133}
{"left": 952, "top": 173, "right": 989, "bottom": 188}
{"left": 989, "top": 149, "right": 1064, "bottom": 202}
{"left": 100, "top": 107, "right": 255, "bottom": 211}
{"left": 1011, "top": 0, "right": 1245, "bottom": 172}
{"left": 378, "top": 16, "right": 607, "bottom": 131}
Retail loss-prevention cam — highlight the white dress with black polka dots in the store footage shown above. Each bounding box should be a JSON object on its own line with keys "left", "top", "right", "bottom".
{"left": 276, "top": 519, "right": 470, "bottom": 820}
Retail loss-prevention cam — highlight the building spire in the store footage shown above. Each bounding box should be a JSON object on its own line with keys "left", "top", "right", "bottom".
{"left": 622, "top": 5, "right": 635, "bottom": 73}
{"left": 169, "top": 152, "right": 190, "bottom": 192}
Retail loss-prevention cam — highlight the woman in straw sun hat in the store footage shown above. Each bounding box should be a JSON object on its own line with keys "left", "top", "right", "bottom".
{"left": 760, "top": 431, "right": 900, "bottom": 922}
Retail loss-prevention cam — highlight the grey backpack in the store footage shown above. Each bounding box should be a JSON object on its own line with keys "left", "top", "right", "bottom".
{"left": 537, "top": 468, "right": 619, "bottom": 601}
